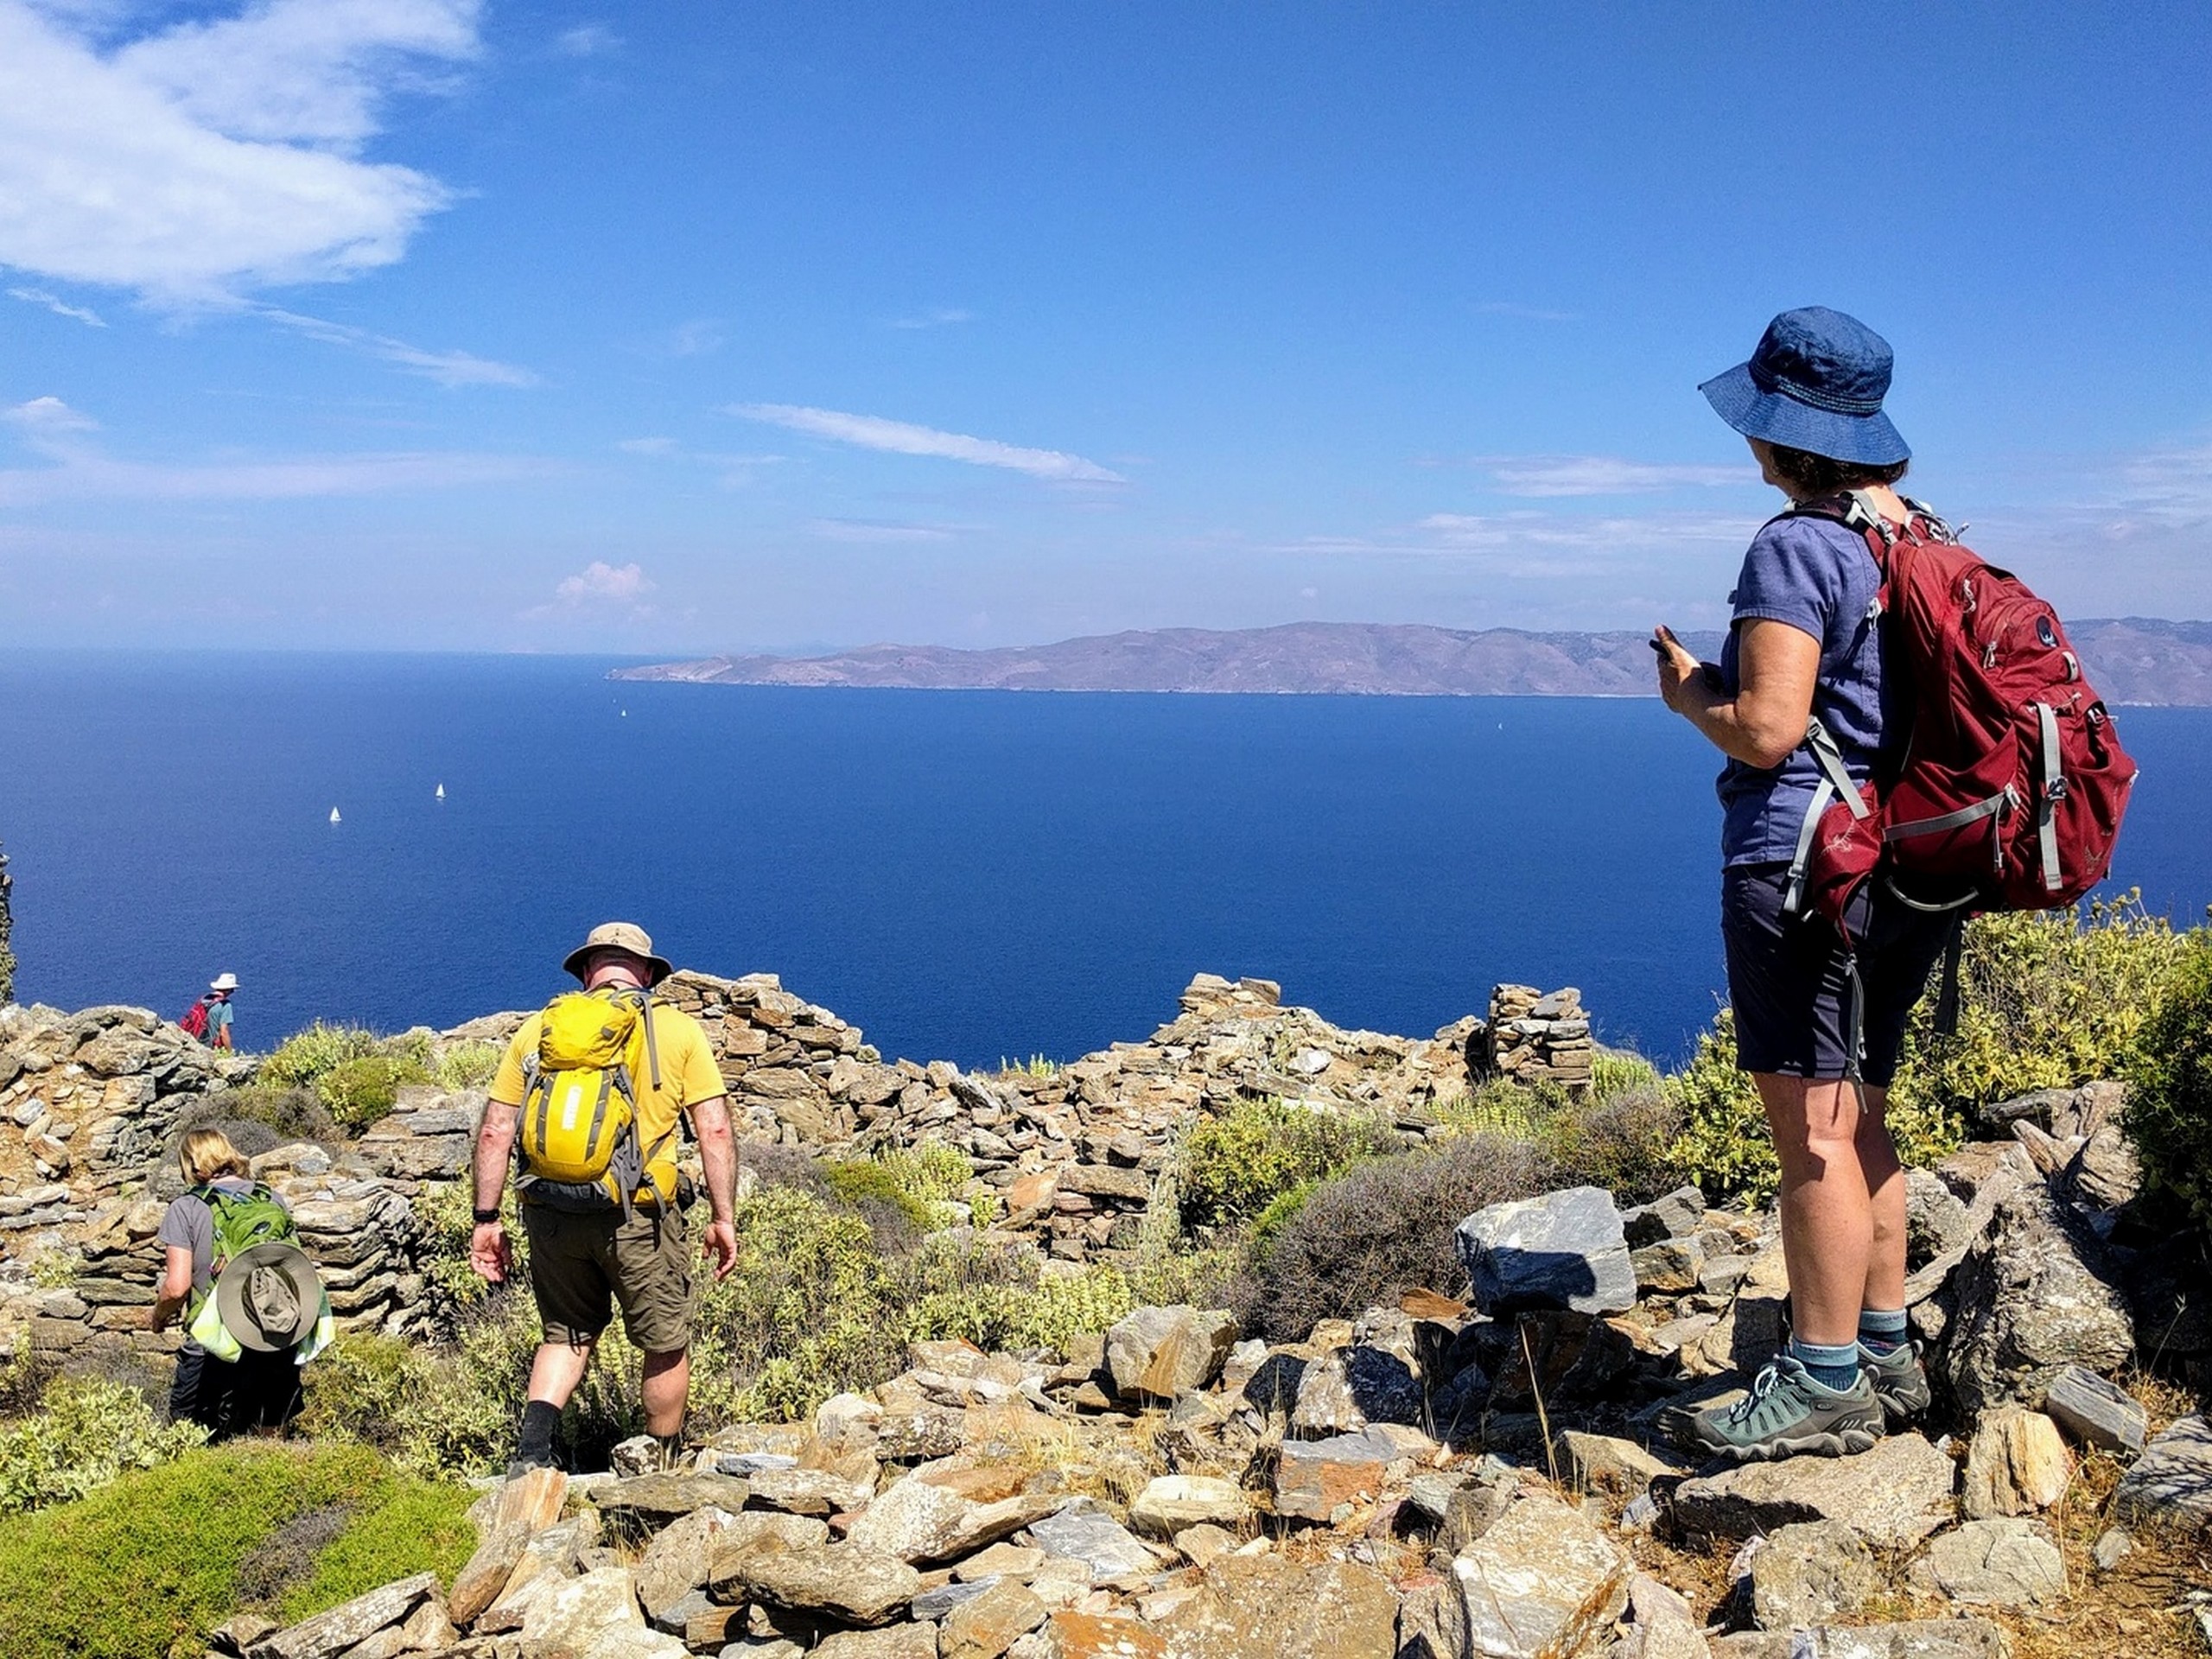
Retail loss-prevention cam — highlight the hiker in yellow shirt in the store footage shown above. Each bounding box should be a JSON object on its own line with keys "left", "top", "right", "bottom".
{"left": 468, "top": 923, "right": 740, "bottom": 1474}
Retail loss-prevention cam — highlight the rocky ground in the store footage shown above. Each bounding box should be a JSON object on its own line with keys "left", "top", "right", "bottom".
{"left": 3, "top": 978, "right": 2210, "bottom": 1659}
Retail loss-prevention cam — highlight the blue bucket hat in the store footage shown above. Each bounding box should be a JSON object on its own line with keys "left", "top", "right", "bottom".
{"left": 1700, "top": 306, "right": 1910, "bottom": 465}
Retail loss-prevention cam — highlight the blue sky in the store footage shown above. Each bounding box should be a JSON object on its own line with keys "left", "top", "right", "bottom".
{"left": 3, "top": 1, "right": 2208, "bottom": 651}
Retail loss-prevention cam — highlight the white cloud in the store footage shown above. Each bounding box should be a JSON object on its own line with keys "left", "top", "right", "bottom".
{"left": 807, "top": 517, "right": 959, "bottom": 543}
{"left": 8, "top": 284, "right": 105, "bottom": 325}
{"left": 553, "top": 22, "right": 619, "bottom": 56}
{"left": 1471, "top": 454, "right": 1751, "bottom": 496}
{"left": 256, "top": 306, "right": 537, "bottom": 387}
{"left": 0, "top": 0, "right": 480, "bottom": 302}
{"left": 888, "top": 307, "right": 973, "bottom": 330}
{"left": 0, "top": 393, "right": 543, "bottom": 501}
{"left": 618, "top": 436, "right": 679, "bottom": 456}
{"left": 554, "top": 560, "right": 652, "bottom": 602}
{"left": 726, "top": 403, "right": 1124, "bottom": 483}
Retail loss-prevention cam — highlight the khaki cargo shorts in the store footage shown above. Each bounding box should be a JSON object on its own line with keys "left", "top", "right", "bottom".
{"left": 520, "top": 1203, "right": 695, "bottom": 1354}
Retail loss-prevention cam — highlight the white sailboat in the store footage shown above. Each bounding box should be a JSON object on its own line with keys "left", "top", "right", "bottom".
{"left": 435, "top": 783, "right": 445, "bottom": 801}
{"left": 329, "top": 807, "right": 341, "bottom": 824}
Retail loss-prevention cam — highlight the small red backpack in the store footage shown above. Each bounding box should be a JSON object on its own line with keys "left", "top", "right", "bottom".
{"left": 1784, "top": 493, "right": 2138, "bottom": 975}
{"left": 179, "top": 999, "right": 210, "bottom": 1040}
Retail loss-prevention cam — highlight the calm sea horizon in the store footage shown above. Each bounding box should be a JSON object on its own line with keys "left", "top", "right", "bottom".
{"left": 3, "top": 651, "right": 2208, "bottom": 1071}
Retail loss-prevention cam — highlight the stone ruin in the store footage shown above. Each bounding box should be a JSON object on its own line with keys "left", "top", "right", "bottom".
{"left": 1478, "top": 982, "right": 1594, "bottom": 1093}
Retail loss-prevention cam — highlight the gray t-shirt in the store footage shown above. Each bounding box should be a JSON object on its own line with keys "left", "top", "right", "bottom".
{"left": 1716, "top": 513, "right": 1893, "bottom": 867}
{"left": 156, "top": 1177, "right": 280, "bottom": 1295}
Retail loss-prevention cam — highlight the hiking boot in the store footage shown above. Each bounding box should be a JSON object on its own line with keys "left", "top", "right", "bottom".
{"left": 505, "top": 1448, "right": 559, "bottom": 1481}
{"left": 1860, "top": 1338, "right": 1932, "bottom": 1425}
{"left": 1679, "top": 1354, "right": 1885, "bottom": 1464}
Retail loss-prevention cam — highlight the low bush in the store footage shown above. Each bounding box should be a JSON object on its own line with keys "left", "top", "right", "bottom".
{"left": 1590, "top": 1050, "right": 1663, "bottom": 1102}
{"left": 432, "top": 1039, "right": 502, "bottom": 1090}
{"left": 907, "top": 1265, "right": 1139, "bottom": 1357}
{"left": 0, "top": 1375, "right": 207, "bottom": 1517}
{"left": 1179, "top": 1097, "right": 1401, "bottom": 1230}
{"left": 0, "top": 1441, "right": 472, "bottom": 1659}
{"left": 316, "top": 1055, "right": 430, "bottom": 1131}
{"left": 1432, "top": 1077, "right": 1568, "bottom": 1142}
{"left": 1230, "top": 1131, "right": 1557, "bottom": 1340}
{"left": 1888, "top": 893, "right": 2189, "bottom": 1118}
{"left": 260, "top": 1022, "right": 381, "bottom": 1089}
{"left": 173, "top": 1084, "right": 341, "bottom": 1152}
{"left": 1539, "top": 1082, "right": 1684, "bottom": 1205}
{"left": 2125, "top": 927, "right": 2212, "bottom": 1233}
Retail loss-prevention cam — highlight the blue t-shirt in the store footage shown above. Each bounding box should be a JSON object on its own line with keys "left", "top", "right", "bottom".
{"left": 1716, "top": 514, "right": 1891, "bottom": 867}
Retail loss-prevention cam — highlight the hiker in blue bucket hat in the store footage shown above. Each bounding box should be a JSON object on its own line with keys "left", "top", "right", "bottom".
{"left": 1652, "top": 307, "right": 1956, "bottom": 1463}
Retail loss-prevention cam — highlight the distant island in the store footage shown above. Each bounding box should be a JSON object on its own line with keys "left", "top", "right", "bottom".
{"left": 612, "top": 618, "right": 2212, "bottom": 704}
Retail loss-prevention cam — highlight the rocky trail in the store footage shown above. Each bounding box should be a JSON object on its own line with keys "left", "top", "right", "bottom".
{"left": 2, "top": 974, "right": 2209, "bottom": 1659}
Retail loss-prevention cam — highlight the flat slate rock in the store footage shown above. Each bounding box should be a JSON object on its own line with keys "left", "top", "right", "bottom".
{"left": 596, "top": 1470, "right": 753, "bottom": 1520}
{"left": 1671, "top": 1434, "right": 1956, "bottom": 1550}
{"left": 1449, "top": 1491, "right": 1631, "bottom": 1659}
{"left": 2041, "top": 1363, "right": 2148, "bottom": 1457}
{"left": 1027, "top": 1503, "right": 1160, "bottom": 1583}
{"left": 1709, "top": 1619, "right": 2011, "bottom": 1658}
{"left": 1907, "top": 1517, "right": 2067, "bottom": 1606}
{"left": 1455, "top": 1185, "right": 1637, "bottom": 1316}
{"left": 2113, "top": 1414, "right": 2212, "bottom": 1529}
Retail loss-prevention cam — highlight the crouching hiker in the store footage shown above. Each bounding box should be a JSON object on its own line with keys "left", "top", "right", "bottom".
{"left": 468, "top": 922, "right": 740, "bottom": 1476}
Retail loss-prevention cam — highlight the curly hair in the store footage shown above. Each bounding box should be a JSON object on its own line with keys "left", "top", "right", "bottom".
{"left": 1768, "top": 443, "right": 1910, "bottom": 495}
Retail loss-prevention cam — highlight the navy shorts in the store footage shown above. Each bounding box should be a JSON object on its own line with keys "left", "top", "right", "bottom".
{"left": 1721, "top": 863, "right": 1954, "bottom": 1086}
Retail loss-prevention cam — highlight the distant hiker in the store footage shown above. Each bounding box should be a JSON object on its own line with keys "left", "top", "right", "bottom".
{"left": 1651, "top": 308, "right": 1954, "bottom": 1461}
{"left": 468, "top": 922, "right": 740, "bottom": 1475}
{"left": 181, "top": 973, "right": 239, "bottom": 1047}
{"left": 151, "top": 1127, "right": 331, "bottom": 1438}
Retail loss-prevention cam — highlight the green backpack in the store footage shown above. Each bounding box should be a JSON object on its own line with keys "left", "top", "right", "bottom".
{"left": 192, "top": 1183, "right": 298, "bottom": 1288}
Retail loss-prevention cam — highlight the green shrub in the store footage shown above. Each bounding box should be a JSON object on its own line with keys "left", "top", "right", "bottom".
{"left": 1432, "top": 1076, "right": 1568, "bottom": 1142}
{"left": 0, "top": 1441, "right": 472, "bottom": 1659}
{"left": 1889, "top": 893, "right": 2189, "bottom": 1117}
{"left": 2125, "top": 928, "right": 2212, "bottom": 1233}
{"left": 315, "top": 1055, "right": 431, "bottom": 1131}
{"left": 0, "top": 1376, "right": 207, "bottom": 1517}
{"left": 1230, "top": 1132, "right": 1557, "bottom": 1340}
{"left": 907, "top": 1265, "right": 1138, "bottom": 1357}
{"left": 1539, "top": 1082, "right": 1684, "bottom": 1205}
{"left": 1590, "top": 1051, "right": 1663, "bottom": 1102}
{"left": 261, "top": 1022, "right": 381, "bottom": 1088}
{"left": 1179, "top": 1098, "right": 1401, "bottom": 1230}
{"left": 433, "top": 1039, "right": 502, "bottom": 1090}
{"left": 174, "top": 1084, "right": 341, "bottom": 1150}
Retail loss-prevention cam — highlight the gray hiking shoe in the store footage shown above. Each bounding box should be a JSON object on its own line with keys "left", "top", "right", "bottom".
{"left": 1860, "top": 1339, "right": 1932, "bottom": 1425}
{"left": 1680, "top": 1354, "right": 1885, "bottom": 1464}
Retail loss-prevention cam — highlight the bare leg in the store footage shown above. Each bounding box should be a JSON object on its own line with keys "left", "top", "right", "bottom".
{"left": 1752, "top": 1073, "right": 1893, "bottom": 1349}
{"left": 641, "top": 1348, "right": 689, "bottom": 1438}
{"left": 527, "top": 1338, "right": 594, "bottom": 1408}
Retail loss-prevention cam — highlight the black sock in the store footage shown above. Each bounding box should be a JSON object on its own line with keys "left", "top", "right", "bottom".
{"left": 518, "top": 1399, "right": 562, "bottom": 1459}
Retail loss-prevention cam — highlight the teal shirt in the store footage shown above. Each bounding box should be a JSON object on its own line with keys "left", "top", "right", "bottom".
{"left": 207, "top": 999, "right": 233, "bottom": 1044}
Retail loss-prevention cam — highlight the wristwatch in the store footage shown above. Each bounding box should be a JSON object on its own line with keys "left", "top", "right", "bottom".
{"left": 473, "top": 1207, "right": 501, "bottom": 1224}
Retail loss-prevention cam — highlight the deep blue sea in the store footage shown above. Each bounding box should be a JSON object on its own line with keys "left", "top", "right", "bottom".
{"left": 3, "top": 652, "right": 2207, "bottom": 1070}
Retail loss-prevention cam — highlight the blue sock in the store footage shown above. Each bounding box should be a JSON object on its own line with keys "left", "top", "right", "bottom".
{"left": 1787, "top": 1337, "right": 1863, "bottom": 1393}
{"left": 1858, "top": 1308, "right": 1908, "bottom": 1355}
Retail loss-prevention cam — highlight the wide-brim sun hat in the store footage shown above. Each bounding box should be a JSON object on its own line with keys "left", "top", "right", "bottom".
{"left": 1700, "top": 305, "right": 1910, "bottom": 466}
{"left": 562, "top": 921, "right": 675, "bottom": 987}
{"left": 210, "top": 973, "right": 238, "bottom": 993}
{"left": 213, "top": 1241, "right": 321, "bottom": 1352}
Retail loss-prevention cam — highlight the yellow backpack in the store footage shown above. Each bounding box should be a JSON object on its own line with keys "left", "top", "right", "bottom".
{"left": 516, "top": 989, "right": 675, "bottom": 1218}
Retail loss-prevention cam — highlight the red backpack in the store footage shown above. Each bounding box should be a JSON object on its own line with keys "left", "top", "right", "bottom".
{"left": 179, "top": 999, "right": 210, "bottom": 1040}
{"left": 1783, "top": 494, "right": 2138, "bottom": 989}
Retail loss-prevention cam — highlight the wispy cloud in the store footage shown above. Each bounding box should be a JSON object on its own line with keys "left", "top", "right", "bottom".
{"left": 554, "top": 22, "right": 620, "bottom": 57}
{"left": 9, "top": 284, "right": 105, "bottom": 326}
{"left": 1473, "top": 301, "right": 1580, "bottom": 322}
{"left": 807, "top": 517, "right": 960, "bottom": 543}
{"left": 888, "top": 307, "right": 973, "bottom": 330}
{"left": 1467, "top": 454, "right": 1751, "bottom": 496}
{"left": 665, "top": 318, "right": 727, "bottom": 357}
{"left": 256, "top": 306, "right": 537, "bottom": 388}
{"left": 0, "top": 393, "right": 544, "bottom": 503}
{"left": 726, "top": 403, "right": 1124, "bottom": 483}
{"left": 0, "top": 0, "right": 480, "bottom": 302}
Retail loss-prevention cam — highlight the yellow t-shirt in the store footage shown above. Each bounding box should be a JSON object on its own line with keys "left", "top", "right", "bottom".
{"left": 490, "top": 995, "right": 724, "bottom": 1202}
